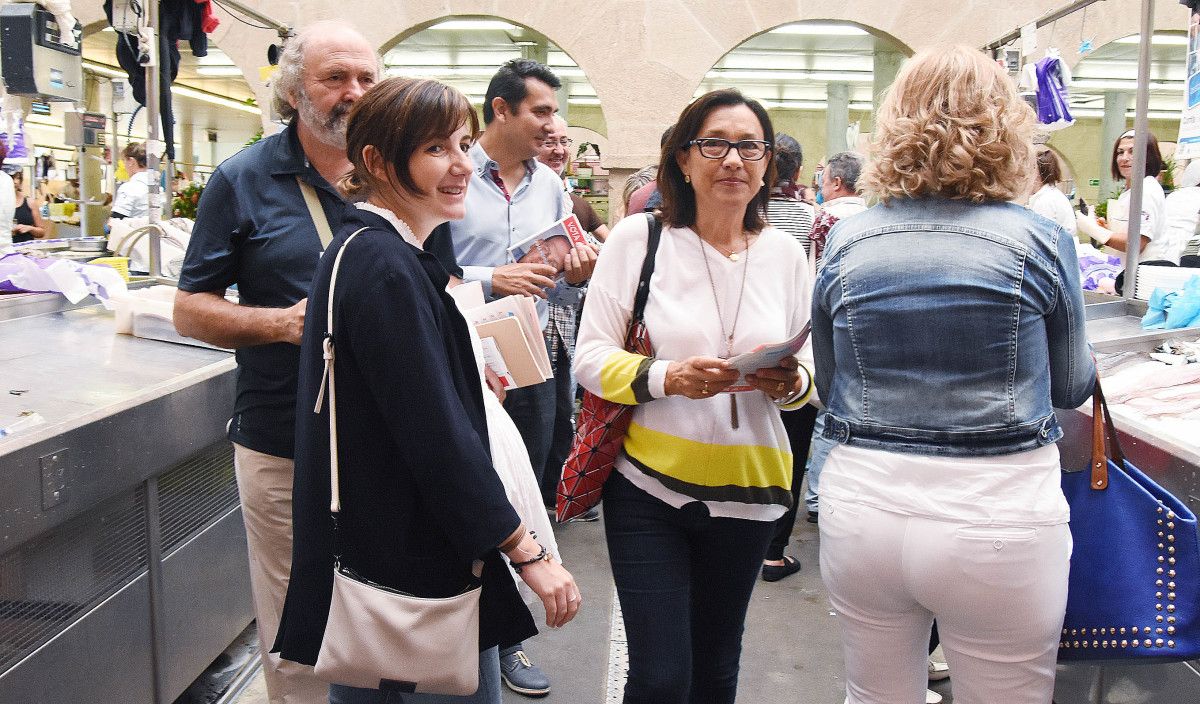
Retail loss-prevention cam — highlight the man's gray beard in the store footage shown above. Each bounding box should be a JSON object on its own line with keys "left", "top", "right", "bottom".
{"left": 297, "top": 92, "right": 349, "bottom": 150}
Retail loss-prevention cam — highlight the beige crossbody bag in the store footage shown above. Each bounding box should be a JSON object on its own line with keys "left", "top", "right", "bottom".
{"left": 312, "top": 227, "right": 483, "bottom": 695}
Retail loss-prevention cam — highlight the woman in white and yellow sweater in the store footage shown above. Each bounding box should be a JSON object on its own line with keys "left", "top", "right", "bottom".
{"left": 574, "top": 89, "right": 813, "bottom": 704}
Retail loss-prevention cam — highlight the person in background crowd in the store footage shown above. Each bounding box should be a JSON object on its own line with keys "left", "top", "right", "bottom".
{"left": 538, "top": 116, "right": 609, "bottom": 243}
{"left": 625, "top": 126, "right": 675, "bottom": 214}
{"left": 808, "top": 151, "right": 866, "bottom": 264}
{"left": 801, "top": 151, "right": 869, "bottom": 529}
{"left": 110, "top": 142, "right": 155, "bottom": 220}
{"left": 0, "top": 142, "right": 15, "bottom": 246}
{"left": 1027, "top": 148, "right": 1077, "bottom": 236}
{"left": 274, "top": 76, "right": 581, "bottom": 704}
{"left": 439, "top": 57, "right": 597, "bottom": 697}
{"left": 812, "top": 45, "right": 1095, "bottom": 704}
{"left": 575, "top": 88, "right": 815, "bottom": 704}
{"left": 623, "top": 165, "right": 658, "bottom": 214}
{"left": 760, "top": 131, "right": 819, "bottom": 583}
{"left": 11, "top": 171, "right": 46, "bottom": 242}
{"left": 173, "top": 21, "right": 379, "bottom": 704}
{"left": 1161, "top": 160, "right": 1200, "bottom": 266}
{"left": 765, "top": 133, "right": 815, "bottom": 252}
{"left": 535, "top": 114, "right": 604, "bottom": 523}
{"left": 1077, "top": 130, "right": 1169, "bottom": 259}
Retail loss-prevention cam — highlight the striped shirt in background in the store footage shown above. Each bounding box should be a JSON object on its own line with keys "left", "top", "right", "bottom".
{"left": 766, "top": 197, "right": 817, "bottom": 255}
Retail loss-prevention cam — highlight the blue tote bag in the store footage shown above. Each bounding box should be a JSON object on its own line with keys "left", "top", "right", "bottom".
{"left": 1059, "top": 379, "right": 1200, "bottom": 661}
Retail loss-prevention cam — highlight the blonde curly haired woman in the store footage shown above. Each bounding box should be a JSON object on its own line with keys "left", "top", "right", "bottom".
{"left": 811, "top": 46, "right": 1095, "bottom": 704}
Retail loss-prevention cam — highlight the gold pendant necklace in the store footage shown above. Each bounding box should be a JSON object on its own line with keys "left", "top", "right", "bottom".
{"left": 711, "top": 242, "right": 741, "bottom": 261}
{"left": 697, "top": 229, "right": 750, "bottom": 429}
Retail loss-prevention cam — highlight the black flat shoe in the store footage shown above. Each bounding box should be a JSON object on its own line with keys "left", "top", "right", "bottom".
{"left": 761, "top": 555, "right": 801, "bottom": 582}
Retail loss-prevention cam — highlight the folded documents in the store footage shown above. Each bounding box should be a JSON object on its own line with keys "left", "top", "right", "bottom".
{"left": 723, "top": 322, "right": 812, "bottom": 393}
{"left": 463, "top": 294, "right": 552, "bottom": 389}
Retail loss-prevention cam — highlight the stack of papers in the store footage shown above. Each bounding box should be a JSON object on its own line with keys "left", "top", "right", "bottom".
{"left": 723, "top": 322, "right": 812, "bottom": 393}
{"left": 452, "top": 281, "right": 552, "bottom": 389}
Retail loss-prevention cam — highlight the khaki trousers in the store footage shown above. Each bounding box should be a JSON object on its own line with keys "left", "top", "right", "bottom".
{"left": 234, "top": 443, "right": 328, "bottom": 704}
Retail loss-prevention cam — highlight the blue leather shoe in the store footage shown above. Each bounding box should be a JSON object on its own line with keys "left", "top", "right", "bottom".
{"left": 500, "top": 650, "right": 551, "bottom": 697}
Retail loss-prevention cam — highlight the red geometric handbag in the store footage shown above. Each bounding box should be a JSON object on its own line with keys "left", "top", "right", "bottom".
{"left": 556, "top": 214, "right": 662, "bottom": 521}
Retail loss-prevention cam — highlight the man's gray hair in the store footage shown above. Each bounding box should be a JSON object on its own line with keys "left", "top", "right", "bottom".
{"left": 271, "top": 33, "right": 307, "bottom": 122}
{"left": 271, "top": 21, "right": 381, "bottom": 122}
{"left": 825, "top": 151, "right": 865, "bottom": 194}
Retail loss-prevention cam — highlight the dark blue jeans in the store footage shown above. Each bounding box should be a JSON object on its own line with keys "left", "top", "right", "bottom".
{"left": 540, "top": 341, "right": 576, "bottom": 507}
{"left": 603, "top": 471, "right": 775, "bottom": 704}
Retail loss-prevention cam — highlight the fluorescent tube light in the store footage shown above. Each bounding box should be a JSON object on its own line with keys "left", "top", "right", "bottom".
{"left": 769, "top": 23, "right": 869, "bottom": 36}
{"left": 196, "top": 66, "right": 244, "bottom": 77}
{"left": 1114, "top": 34, "right": 1189, "bottom": 46}
{"left": 704, "top": 69, "right": 873, "bottom": 83}
{"left": 429, "top": 20, "right": 519, "bottom": 32}
{"left": 173, "top": 85, "right": 262, "bottom": 114}
{"left": 84, "top": 61, "right": 261, "bottom": 114}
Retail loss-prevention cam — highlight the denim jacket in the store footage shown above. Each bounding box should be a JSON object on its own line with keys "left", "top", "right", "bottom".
{"left": 811, "top": 197, "right": 1095, "bottom": 457}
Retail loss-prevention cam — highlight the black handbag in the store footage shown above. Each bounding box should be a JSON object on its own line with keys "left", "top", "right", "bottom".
{"left": 1058, "top": 376, "right": 1200, "bottom": 661}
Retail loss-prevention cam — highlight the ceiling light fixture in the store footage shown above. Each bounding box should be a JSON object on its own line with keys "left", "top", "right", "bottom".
{"left": 195, "top": 66, "right": 244, "bottom": 77}
{"left": 84, "top": 61, "right": 261, "bottom": 114}
{"left": 1114, "top": 34, "right": 1189, "bottom": 46}
{"left": 768, "top": 23, "right": 869, "bottom": 37}
{"left": 173, "top": 85, "right": 262, "bottom": 114}
{"left": 704, "top": 68, "right": 874, "bottom": 83}
{"left": 429, "top": 19, "right": 519, "bottom": 32}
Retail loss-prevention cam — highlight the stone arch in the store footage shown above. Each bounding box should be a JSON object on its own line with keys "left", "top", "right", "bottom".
{"left": 378, "top": 14, "right": 609, "bottom": 137}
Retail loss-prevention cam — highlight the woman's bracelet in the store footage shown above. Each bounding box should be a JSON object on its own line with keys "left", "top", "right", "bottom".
{"left": 509, "top": 543, "right": 550, "bottom": 574}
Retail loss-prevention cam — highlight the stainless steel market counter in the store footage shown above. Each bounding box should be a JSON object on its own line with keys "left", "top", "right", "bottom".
{"left": 0, "top": 291, "right": 249, "bottom": 704}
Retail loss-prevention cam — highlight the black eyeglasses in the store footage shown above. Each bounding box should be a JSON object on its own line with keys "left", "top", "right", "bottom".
{"left": 541, "top": 137, "right": 574, "bottom": 149}
{"left": 687, "top": 138, "right": 772, "bottom": 161}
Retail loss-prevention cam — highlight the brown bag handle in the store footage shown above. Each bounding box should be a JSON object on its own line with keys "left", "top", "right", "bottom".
{"left": 1090, "top": 375, "right": 1125, "bottom": 491}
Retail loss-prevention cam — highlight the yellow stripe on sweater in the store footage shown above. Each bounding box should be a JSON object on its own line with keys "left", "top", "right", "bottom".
{"left": 599, "top": 349, "right": 653, "bottom": 405}
{"left": 623, "top": 421, "right": 793, "bottom": 491}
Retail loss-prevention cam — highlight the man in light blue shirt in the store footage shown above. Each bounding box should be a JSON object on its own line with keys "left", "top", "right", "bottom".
{"left": 448, "top": 57, "right": 597, "bottom": 698}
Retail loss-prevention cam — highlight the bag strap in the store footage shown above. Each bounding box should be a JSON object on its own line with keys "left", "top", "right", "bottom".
{"left": 297, "top": 176, "right": 334, "bottom": 249}
{"left": 312, "top": 227, "right": 371, "bottom": 514}
{"left": 632, "top": 213, "right": 663, "bottom": 323}
{"left": 1089, "top": 374, "right": 1126, "bottom": 491}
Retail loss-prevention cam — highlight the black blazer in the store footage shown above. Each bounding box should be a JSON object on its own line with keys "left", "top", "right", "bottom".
{"left": 274, "top": 207, "right": 536, "bottom": 665}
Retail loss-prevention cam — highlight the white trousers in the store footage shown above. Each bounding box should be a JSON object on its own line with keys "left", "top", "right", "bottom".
{"left": 819, "top": 496, "right": 1072, "bottom": 704}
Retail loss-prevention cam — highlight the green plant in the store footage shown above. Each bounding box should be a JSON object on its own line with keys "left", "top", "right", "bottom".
{"left": 575, "top": 141, "right": 600, "bottom": 159}
{"left": 172, "top": 182, "right": 205, "bottom": 219}
{"left": 245, "top": 128, "right": 264, "bottom": 148}
{"left": 1161, "top": 156, "right": 1176, "bottom": 192}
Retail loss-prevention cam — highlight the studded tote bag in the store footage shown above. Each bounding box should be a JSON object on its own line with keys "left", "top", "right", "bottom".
{"left": 312, "top": 228, "right": 483, "bottom": 694}
{"left": 1058, "top": 376, "right": 1200, "bottom": 661}
{"left": 556, "top": 214, "right": 662, "bottom": 522}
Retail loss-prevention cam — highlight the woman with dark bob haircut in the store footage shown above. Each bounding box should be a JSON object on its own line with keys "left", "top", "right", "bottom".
{"left": 574, "top": 88, "right": 816, "bottom": 704}
{"left": 812, "top": 45, "right": 1094, "bottom": 704}
{"left": 275, "top": 77, "right": 580, "bottom": 704}
{"left": 1077, "top": 130, "right": 1166, "bottom": 256}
